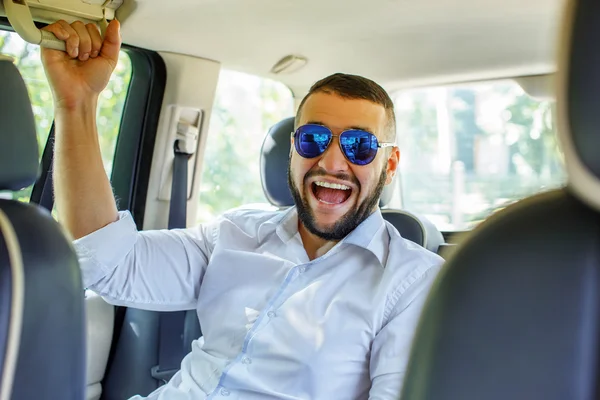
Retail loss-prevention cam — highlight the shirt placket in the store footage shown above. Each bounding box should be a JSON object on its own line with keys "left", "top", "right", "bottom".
{"left": 207, "top": 259, "right": 309, "bottom": 399}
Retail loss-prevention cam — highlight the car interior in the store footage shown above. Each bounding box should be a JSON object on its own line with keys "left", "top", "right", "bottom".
{"left": 0, "top": 0, "right": 595, "bottom": 398}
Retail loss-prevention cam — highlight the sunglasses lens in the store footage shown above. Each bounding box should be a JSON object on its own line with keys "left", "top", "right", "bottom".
{"left": 295, "top": 125, "right": 332, "bottom": 158}
{"left": 340, "top": 130, "right": 379, "bottom": 165}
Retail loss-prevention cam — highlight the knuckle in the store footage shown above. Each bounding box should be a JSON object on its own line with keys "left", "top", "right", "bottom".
{"left": 57, "top": 20, "right": 70, "bottom": 30}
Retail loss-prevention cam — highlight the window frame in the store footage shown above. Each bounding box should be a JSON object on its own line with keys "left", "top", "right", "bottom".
{"left": 109, "top": 46, "right": 166, "bottom": 229}
{"left": 0, "top": 18, "right": 166, "bottom": 230}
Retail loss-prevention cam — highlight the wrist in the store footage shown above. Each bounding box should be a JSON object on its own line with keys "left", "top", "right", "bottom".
{"left": 54, "top": 97, "right": 99, "bottom": 136}
{"left": 54, "top": 95, "right": 99, "bottom": 114}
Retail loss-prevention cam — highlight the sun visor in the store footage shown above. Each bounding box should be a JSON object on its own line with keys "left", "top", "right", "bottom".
{"left": 514, "top": 74, "right": 555, "bottom": 101}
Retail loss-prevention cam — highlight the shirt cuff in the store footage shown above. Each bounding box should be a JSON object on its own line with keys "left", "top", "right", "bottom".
{"left": 73, "top": 211, "right": 139, "bottom": 288}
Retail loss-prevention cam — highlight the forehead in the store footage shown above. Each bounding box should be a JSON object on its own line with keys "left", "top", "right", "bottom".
{"left": 299, "top": 92, "right": 387, "bottom": 135}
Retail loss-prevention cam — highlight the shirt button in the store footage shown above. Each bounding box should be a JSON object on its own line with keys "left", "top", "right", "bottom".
{"left": 299, "top": 266, "right": 306, "bottom": 273}
{"left": 220, "top": 388, "right": 230, "bottom": 396}
{"left": 267, "top": 311, "right": 276, "bottom": 318}
{"left": 241, "top": 356, "right": 252, "bottom": 364}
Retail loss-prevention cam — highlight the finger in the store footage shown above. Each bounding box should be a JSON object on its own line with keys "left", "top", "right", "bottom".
{"left": 99, "top": 20, "right": 122, "bottom": 65}
{"left": 57, "top": 20, "right": 79, "bottom": 58}
{"left": 86, "top": 23, "right": 102, "bottom": 58}
{"left": 71, "top": 21, "right": 92, "bottom": 61}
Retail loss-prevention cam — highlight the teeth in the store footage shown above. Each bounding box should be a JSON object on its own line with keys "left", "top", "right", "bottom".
{"left": 315, "top": 181, "right": 351, "bottom": 190}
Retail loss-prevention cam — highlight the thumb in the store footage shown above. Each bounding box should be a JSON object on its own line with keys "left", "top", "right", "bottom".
{"left": 99, "top": 19, "right": 122, "bottom": 64}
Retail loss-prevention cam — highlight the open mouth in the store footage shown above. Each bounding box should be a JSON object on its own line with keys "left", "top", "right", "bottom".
{"left": 311, "top": 181, "right": 352, "bottom": 205}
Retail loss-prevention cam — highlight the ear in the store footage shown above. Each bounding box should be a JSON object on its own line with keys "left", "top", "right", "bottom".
{"left": 385, "top": 147, "right": 400, "bottom": 185}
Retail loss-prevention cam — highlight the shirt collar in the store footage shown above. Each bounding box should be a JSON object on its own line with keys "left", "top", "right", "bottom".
{"left": 273, "top": 207, "right": 388, "bottom": 267}
{"left": 341, "top": 209, "right": 388, "bottom": 267}
{"left": 274, "top": 207, "right": 299, "bottom": 243}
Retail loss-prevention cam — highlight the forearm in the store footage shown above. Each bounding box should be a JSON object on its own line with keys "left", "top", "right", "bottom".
{"left": 54, "top": 98, "right": 118, "bottom": 239}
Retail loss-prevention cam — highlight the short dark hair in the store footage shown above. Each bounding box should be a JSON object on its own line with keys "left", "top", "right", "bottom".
{"left": 295, "top": 73, "right": 396, "bottom": 141}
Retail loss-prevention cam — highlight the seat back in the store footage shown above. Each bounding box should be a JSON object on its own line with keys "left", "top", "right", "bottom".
{"left": 400, "top": 0, "right": 600, "bottom": 398}
{"left": 260, "top": 116, "right": 445, "bottom": 252}
{"left": 380, "top": 209, "right": 444, "bottom": 253}
{"left": 0, "top": 56, "right": 86, "bottom": 400}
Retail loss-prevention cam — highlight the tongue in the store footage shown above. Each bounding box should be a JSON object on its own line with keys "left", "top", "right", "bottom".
{"left": 314, "top": 186, "right": 350, "bottom": 204}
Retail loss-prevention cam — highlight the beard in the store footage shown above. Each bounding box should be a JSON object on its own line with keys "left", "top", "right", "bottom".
{"left": 287, "top": 165, "right": 387, "bottom": 241}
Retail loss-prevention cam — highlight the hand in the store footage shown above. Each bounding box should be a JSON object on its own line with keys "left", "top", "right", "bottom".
{"left": 41, "top": 19, "right": 121, "bottom": 109}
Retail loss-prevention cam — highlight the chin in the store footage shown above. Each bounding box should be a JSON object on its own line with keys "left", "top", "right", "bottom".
{"left": 310, "top": 218, "right": 339, "bottom": 233}
{"left": 311, "top": 203, "right": 351, "bottom": 219}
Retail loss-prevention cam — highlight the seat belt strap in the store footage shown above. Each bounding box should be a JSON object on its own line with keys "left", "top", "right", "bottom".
{"left": 30, "top": 124, "right": 55, "bottom": 211}
{"left": 151, "top": 141, "right": 192, "bottom": 384}
{"left": 167, "top": 140, "right": 192, "bottom": 230}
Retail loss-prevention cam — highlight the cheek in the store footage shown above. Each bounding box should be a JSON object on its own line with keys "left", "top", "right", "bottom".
{"left": 352, "top": 167, "right": 379, "bottom": 197}
{"left": 290, "top": 154, "right": 314, "bottom": 187}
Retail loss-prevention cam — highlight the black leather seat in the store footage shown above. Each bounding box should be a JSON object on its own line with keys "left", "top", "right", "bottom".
{"left": 0, "top": 56, "right": 86, "bottom": 400}
{"left": 399, "top": 1, "right": 600, "bottom": 399}
{"left": 261, "top": 117, "right": 444, "bottom": 253}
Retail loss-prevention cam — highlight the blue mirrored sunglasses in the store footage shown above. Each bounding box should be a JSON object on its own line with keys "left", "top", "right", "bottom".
{"left": 292, "top": 124, "right": 394, "bottom": 166}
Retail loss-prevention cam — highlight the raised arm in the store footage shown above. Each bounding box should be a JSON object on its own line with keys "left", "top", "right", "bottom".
{"left": 41, "top": 20, "right": 211, "bottom": 310}
{"left": 41, "top": 20, "right": 122, "bottom": 239}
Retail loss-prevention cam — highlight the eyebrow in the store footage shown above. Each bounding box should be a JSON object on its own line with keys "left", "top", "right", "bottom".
{"left": 305, "top": 121, "right": 375, "bottom": 134}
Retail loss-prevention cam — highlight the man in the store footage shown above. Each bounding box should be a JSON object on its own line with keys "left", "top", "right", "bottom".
{"left": 42, "top": 19, "right": 443, "bottom": 400}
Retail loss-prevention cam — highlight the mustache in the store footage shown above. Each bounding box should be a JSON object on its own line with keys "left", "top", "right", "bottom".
{"left": 304, "top": 168, "right": 360, "bottom": 188}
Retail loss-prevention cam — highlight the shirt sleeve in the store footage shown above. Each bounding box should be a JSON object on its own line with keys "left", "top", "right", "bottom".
{"left": 74, "top": 211, "right": 218, "bottom": 311}
{"left": 368, "top": 263, "right": 441, "bottom": 399}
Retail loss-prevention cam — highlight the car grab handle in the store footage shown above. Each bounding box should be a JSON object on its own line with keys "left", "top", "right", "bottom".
{"left": 3, "top": 0, "right": 108, "bottom": 52}
{"left": 39, "top": 29, "right": 67, "bottom": 51}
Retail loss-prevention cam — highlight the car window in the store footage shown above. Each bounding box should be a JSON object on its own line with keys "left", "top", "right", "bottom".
{"left": 390, "top": 80, "right": 566, "bottom": 231}
{"left": 197, "top": 69, "right": 294, "bottom": 223}
{"left": 0, "top": 29, "right": 132, "bottom": 202}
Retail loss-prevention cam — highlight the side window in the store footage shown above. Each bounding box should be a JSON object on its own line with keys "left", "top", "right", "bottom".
{"left": 0, "top": 29, "right": 132, "bottom": 202}
{"left": 197, "top": 69, "right": 294, "bottom": 223}
{"left": 391, "top": 80, "right": 566, "bottom": 231}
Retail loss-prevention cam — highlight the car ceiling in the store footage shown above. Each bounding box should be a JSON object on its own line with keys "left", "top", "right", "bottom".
{"left": 10, "top": 0, "right": 569, "bottom": 95}
{"left": 120, "top": 0, "right": 565, "bottom": 94}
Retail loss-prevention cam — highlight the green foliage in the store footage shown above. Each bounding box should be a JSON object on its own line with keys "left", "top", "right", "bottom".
{"left": 394, "top": 81, "right": 567, "bottom": 230}
{"left": 196, "top": 70, "right": 294, "bottom": 222}
{"left": 0, "top": 31, "right": 132, "bottom": 205}
{"left": 506, "top": 94, "right": 562, "bottom": 177}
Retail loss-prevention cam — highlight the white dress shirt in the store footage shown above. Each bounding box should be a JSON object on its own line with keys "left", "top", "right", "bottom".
{"left": 74, "top": 206, "right": 443, "bottom": 400}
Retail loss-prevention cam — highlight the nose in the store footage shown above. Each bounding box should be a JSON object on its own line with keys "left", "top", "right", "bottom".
{"left": 317, "top": 137, "right": 350, "bottom": 173}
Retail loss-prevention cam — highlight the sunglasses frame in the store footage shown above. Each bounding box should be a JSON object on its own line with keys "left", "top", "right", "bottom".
{"left": 291, "top": 124, "right": 395, "bottom": 166}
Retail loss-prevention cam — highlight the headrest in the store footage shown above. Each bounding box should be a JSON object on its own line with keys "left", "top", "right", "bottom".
{"left": 0, "top": 57, "right": 39, "bottom": 191}
{"left": 260, "top": 117, "right": 295, "bottom": 207}
{"left": 557, "top": 0, "right": 600, "bottom": 211}
{"left": 260, "top": 117, "right": 395, "bottom": 208}
{"left": 381, "top": 209, "right": 444, "bottom": 253}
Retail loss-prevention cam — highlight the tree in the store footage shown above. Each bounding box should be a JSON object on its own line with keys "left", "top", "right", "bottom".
{"left": 506, "top": 93, "right": 562, "bottom": 178}
{"left": 450, "top": 89, "right": 480, "bottom": 172}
